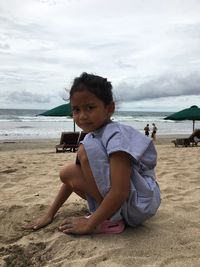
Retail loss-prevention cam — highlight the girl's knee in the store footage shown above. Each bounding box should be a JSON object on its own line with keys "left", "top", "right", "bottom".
{"left": 59, "top": 166, "right": 67, "bottom": 183}
{"left": 59, "top": 163, "right": 83, "bottom": 185}
{"left": 59, "top": 164, "right": 73, "bottom": 184}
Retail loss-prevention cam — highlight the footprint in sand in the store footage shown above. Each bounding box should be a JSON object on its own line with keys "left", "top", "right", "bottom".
{"left": 0, "top": 169, "right": 18, "bottom": 174}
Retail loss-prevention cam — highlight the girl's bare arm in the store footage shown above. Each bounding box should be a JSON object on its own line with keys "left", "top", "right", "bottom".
{"left": 87, "top": 151, "right": 131, "bottom": 229}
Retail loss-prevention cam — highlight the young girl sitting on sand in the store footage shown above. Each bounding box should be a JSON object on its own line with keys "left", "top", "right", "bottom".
{"left": 25, "top": 72, "right": 161, "bottom": 235}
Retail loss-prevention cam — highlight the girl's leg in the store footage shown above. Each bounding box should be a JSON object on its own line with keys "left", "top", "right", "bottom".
{"left": 60, "top": 144, "right": 103, "bottom": 204}
{"left": 25, "top": 146, "right": 102, "bottom": 230}
{"left": 59, "top": 145, "right": 105, "bottom": 234}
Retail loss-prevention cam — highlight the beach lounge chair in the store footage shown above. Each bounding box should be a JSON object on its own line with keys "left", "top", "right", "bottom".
{"left": 172, "top": 138, "right": 190, "bottom": 147}
{"left": 55, "top": 131, "right": 87, "bottom": 153}
{"left": 56, "top": 132, "right": 79, "bottom": 152}
{"left": 172, "top": 129, "right": 200, "bottom": 147}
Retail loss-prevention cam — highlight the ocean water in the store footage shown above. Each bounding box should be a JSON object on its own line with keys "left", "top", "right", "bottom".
{"left": 0, "top": 108, "right": 199, "bottom": 140}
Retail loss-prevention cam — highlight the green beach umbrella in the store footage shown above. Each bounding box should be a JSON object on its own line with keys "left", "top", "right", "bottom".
{"left": 164, "top": 105, "right": 200, "bottom": 131}
{"left": 38, "top": 103, "right": 76, "bottom": 132}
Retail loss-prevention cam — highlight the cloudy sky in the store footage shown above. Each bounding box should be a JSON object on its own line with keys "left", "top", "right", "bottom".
{"left": 0, "top": 0, "right": 200, "bottom": 111}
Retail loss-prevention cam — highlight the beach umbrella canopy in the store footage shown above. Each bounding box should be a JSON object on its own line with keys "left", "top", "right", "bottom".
{"left": 38, "top": 103, "right": 76, "bottom": 132}
{"left": 38, "top": 103, "right": 72, "bottom": 117}
{"left": 164, "top": 105, "right": 200, "bottom": 131}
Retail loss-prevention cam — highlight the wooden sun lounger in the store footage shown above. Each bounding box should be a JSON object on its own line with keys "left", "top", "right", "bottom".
{"left": 172, "top": 129, "right": 200, "bottom": 147}
{"left": 55, "top": 131, "right": 87, "bottom": 153}
{"left": 172, "top": 138, "right": 191, "bottom": 147}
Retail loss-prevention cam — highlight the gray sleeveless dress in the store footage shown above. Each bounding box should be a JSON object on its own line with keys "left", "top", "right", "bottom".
{"left": 81, "top": 122, "right": 161, "bottom": 226}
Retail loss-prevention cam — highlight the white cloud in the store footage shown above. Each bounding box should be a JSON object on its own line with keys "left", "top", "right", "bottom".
{"left": 115, "top": 72, "right": 200, "bottom": 101}
{"left": 0, "top": 0, "right": 200, "bottom": 110}
{"left": 7, "top": 89, "right": 52, "bottom": 103}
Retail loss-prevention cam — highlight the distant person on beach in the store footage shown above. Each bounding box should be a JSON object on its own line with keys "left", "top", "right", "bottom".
{"left": 144, "top": 124, "right": 150, "bottom": 136}
{"left": 24, "top": 72, "right": 160, "bottom": 235}
{"left": 151, "top": 123, "right": 158, "bottom": 141}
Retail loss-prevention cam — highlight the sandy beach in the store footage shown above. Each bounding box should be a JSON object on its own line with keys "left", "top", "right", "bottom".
{"left": 0, "top": 137, "right": 200, "bottom": 267}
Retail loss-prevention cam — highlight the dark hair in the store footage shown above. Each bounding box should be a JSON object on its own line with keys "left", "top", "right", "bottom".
{"left": 69, "top": 72, "right": 113, "bottom": 105}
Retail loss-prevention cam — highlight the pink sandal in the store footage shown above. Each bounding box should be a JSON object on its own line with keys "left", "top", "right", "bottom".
{"left": 96, "top": 219, "right": 125, "bottom": 234}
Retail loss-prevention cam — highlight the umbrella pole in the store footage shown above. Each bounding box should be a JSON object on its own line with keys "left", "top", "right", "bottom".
{"left": 73, "top": 119, "right": 76, "bottom": 132}
{"left": 193, "top": 120, "right": 195, "bottom": 132}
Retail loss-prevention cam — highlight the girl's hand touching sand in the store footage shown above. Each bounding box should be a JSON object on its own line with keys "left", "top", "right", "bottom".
{"left": 23, "top": 213, "right": 54, "bottom": 230}
{"left": 59, "top": 216, "right": 94, "bottom": 235}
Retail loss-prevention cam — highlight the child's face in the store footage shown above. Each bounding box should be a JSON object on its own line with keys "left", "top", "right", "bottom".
{"left": 70, "top": 90, "right": 114, "bottom": 133}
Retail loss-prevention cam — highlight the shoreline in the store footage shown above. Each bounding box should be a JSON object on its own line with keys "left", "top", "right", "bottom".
{"left": 0, "top": 134, "right": 188, "bottom": 151}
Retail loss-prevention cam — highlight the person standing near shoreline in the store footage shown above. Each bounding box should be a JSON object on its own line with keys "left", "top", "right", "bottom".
{"left": 151, "top": 123, "right": 158, "bottom": 141}
{"left": 144, "top": 124, "right": 150, "bottom": 137}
